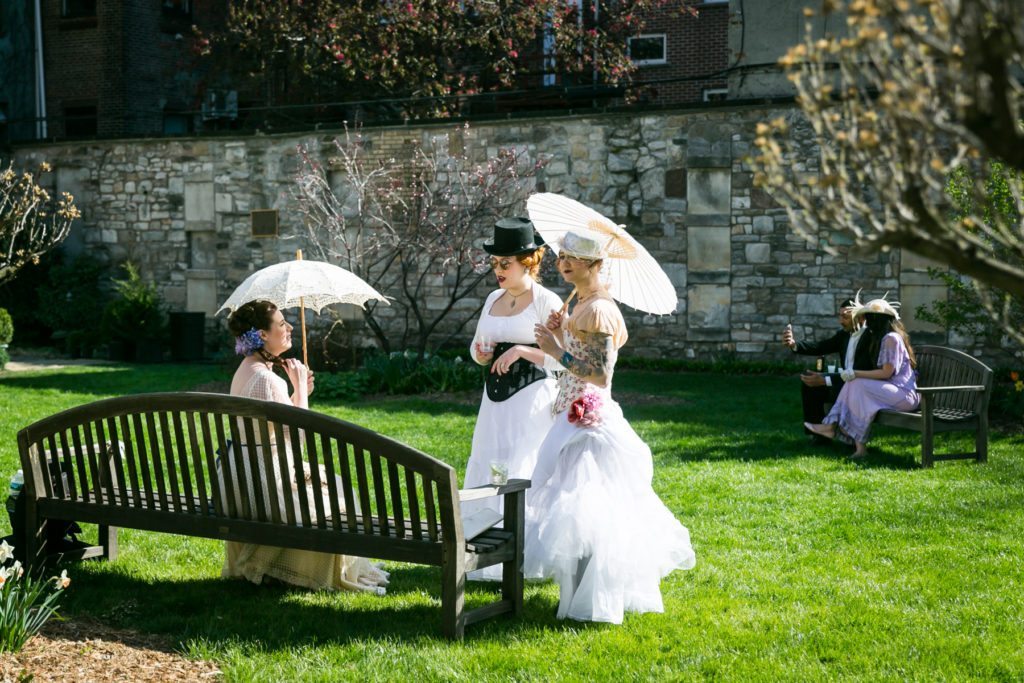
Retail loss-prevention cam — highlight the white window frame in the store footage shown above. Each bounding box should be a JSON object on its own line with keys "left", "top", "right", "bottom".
{"left": 628, "top": 34, "right": 668, "bottom": 66}
{"left": 703, "top": 88, "right": 728, "bottom": 102}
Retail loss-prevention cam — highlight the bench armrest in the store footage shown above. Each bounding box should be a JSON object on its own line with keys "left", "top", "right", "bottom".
{"left": 458, "top": 478, "right": 531, "bottom": 502}
{"left": 918, "top": 385, "right": 986, "bottom": 394}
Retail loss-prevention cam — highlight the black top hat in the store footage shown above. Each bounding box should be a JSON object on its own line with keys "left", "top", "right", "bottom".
{"left": 483, "top": 217, "right": 546, "bottom": 256}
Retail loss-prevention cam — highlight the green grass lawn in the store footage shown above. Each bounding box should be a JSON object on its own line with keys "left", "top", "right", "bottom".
{"left": 1, "top": 363, "right": 1022, "bottom": 681}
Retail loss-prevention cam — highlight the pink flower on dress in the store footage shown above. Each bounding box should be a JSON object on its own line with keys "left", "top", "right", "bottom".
{"left": 568, "top": 392, "right": 603, "bottom": 428}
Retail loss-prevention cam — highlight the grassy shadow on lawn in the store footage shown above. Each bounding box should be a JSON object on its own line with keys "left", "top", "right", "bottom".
{"left": 62, "top": 560, "right": 581, "bottom": 647}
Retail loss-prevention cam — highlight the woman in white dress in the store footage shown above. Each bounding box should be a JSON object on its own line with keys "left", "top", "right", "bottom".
{"left": 464, "top": 218, "right": 564, "bottom": 580}
{"left": 528, "top": 231, "right": 696, "bottom": 624}
{"left": 223, "top": 300, "right": 389, "bottom": 593}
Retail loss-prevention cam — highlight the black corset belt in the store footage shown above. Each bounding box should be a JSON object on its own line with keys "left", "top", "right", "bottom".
{"left": 485, "top": 342, "right": 549, "bottom": 402}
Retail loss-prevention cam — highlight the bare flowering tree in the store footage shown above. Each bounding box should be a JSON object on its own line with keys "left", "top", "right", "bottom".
{"left": 294, "top": 124, "right": 544, "bottom": 357}
{"left": 751, "top": 0, "right": 1024, "bottom": 346}
{"left": 0, "top": 162, "right": 81, "bottom": 285}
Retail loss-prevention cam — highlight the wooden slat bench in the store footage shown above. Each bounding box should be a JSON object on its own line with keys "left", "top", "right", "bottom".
{"left": 875, "top": 345, "right": 994, "bottom": 468}
{"left": 16, "top": 392, "right": 529, "bottom": 639}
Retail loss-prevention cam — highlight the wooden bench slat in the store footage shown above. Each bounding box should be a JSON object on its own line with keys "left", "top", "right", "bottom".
{"left": 272, "top": 420, "right": 297, "bottom": 527}
{"left": 129, "top": 414, "right": 153, "bottom": 510}
{"left": 319, "top": 433, "right": 343, "bottom": 532}
{"left": 144, "top": 413, "right": 168, "bottom": 511}
{"left": 185, "top": 412, "right": 212, "bottom": 517}
{"left": 257, "top": 418, "right": 283, "bottom": 526}
{"left": 288, "top": 422, "right": 313, "bottom": 528}
{"left": 117, "top": 415, "right": 143, "bottom": 509}
{"left": 337, "top": 440, "right": 359, "bottom": 533}
{"left": 304, "top": 427, "right": 328, "bottom": 529}
{"left": 158, "top": 412, "right": 183, "bottom": 514}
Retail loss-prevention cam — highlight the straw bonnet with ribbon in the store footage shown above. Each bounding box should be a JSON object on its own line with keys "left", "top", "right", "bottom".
{"left": 526, "top": 193, "right": 678, "bottom": 315}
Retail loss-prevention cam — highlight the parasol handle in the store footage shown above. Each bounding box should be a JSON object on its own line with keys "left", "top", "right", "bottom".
{"left": 560, "top": 288, "right": 577, "bottom": 315}
{"left": 297, "top": 249, "right": 308, "bottom": 367}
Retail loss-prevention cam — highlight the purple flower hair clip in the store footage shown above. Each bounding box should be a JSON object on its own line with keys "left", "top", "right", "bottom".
{"left": 235, "top": 328, "right": 265, "bottom": 356}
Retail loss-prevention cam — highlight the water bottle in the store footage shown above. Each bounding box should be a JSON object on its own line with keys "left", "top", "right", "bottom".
{"left": 8, "top": 470, "right": 23, "bottom": 499}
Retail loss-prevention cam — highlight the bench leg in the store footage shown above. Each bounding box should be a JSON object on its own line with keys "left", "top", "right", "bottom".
{"left": 21, "top": 499, "right": 46, "bottom": 576}
{"left": 100, "top": 525, "right": 119, "bottom": 561}
{"left": 976, "top": 416, "right": 988, "bottom": 464}
{"left": 501, "top": 490, "right": 525, "bottom": 617}
{"left": 441, "top": 544, "right": 466, "bottom": 640}
{"left": 921, "top": 401, "right": 935, "bottom": 469}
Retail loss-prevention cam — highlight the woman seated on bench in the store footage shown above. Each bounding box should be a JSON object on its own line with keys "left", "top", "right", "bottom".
{"left": 224, "top": 300, "right": 389, "bottom": 593}
{"left": 805, "top": 297, "right": 919, "bottom": 459}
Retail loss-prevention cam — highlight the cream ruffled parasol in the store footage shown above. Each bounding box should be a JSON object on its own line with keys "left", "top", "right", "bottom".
{"left": 526, "top": 193, "right": 678, "bottom": 315}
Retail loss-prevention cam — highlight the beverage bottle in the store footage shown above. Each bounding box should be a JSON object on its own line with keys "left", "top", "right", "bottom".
{"left": 816, "top": 356, "right": 825, "bottom": 372}
{"left": 8, "top": 469, "right": 23, "bottom": 499}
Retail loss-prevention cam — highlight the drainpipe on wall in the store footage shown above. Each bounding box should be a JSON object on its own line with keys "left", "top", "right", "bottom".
{"left": 33, "top": 0, "right": 47, "bottom": 139}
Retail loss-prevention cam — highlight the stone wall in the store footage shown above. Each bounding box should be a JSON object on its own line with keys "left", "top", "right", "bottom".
{"left": 11, "top": 103, "right": 993, "bottom": 362}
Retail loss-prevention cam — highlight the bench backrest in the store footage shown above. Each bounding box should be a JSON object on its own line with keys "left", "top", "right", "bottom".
{"left": 915, "top": 345, "right": 994, "bottom": 414}
{"left": 17, "top": 393, "right": 463, "bottom": 559}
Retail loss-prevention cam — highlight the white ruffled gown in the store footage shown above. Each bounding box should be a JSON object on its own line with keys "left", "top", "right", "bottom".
{"left": 524, "top": 293, "right": 696, "bottom": 623}
{"left": 463, "top": 284, "right": 562, "bottom": 580}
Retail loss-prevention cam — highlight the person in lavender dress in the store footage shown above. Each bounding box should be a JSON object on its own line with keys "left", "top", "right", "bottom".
{"left": 805, "top": 297, "right": 919, "bottom": 459}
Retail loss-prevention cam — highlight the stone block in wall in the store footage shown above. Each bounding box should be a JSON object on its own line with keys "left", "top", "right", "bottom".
{"left": 796, "top": 293, "right": 835, "bottom": 316}
{"left": 899, "top": 284, "right": 947, "bottom": 334}
{"left": 640, "top": 168, "right": 664, "bottom": 201}
{"left": 185, "top": 182, "right": 215, "bottom": 230}
{"left": 663, "top": 263, "right": 687, "bottom": 288}
{"left": 687, "top": 169, "right": 731, "bottom": 216}
{"left": 186, "top": 270, "right": 218, "bottom": 315}
{"left": 687, "top": 284, "right": 730, "bottom": 330}
{"left": 745, "top": 243, "right": 771, "bottom": 264}
{"left": 687, "top": 227, "right": 731, "bottom": 274}
{"left": 685, "top": 122, "right": 731, "bottom": 167}
{"left": 188, "top": 231, "right": 218, "bottom": 269}
{"left": 215, "top": 192, "right": 234, "bottom": 214}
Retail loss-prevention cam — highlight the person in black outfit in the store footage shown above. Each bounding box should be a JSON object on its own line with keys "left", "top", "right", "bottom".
{"left": 783, "top": 298, "right": 876, "bottom": 437}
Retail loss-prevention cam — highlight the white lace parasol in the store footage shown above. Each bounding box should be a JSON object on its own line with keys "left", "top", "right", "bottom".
{"left": 216, "top": 259, "right": 389, "bottom": 315}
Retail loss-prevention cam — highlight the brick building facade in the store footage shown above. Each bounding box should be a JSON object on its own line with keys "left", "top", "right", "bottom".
{"left": 632, "top": 1, "right": 729, "bottom": 106}
{"left": 38, "top": 0, "right": 223, "bottom": 139}
{"left": 9, "top": 1, "right": 729, "bottom": 143}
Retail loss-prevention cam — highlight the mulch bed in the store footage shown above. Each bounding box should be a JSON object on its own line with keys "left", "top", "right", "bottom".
{"left": 0, "top": 618, "right": 221, "bottom": 682}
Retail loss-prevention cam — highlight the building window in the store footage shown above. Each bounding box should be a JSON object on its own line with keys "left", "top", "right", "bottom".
{"left": 628, "top": 34, "right": 667, "bottom": 66}
{"left": 251, "top": 210, "right": 279, "bottom": 237}
{"left": 162, "top": 0, "right": 192, "bottom": 20}
{"left": 61, "top": 0, "right": 97, "bottom": 18}
{"left": 64, "top": 104, "right": 98, "bottom": 137}
{"left": 163, "top": 111, "right": 192, "bottom": 136}
{"left": 703, "top": 88, "right": 728, "bottom": 103}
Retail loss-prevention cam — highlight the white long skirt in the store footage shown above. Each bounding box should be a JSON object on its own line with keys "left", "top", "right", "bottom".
{"left": 463, "top": 377, "right": 558, "bottom": 580}
{"left": 524, "top": 400, "right": 696, "bottom": 623}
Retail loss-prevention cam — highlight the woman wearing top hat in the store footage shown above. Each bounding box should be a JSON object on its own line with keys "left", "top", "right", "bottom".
{"left": 805, "top": 296, "right": 919, "bottom": 458}
{"left": 463, "top": 217, "right": 564, "bottom": 581}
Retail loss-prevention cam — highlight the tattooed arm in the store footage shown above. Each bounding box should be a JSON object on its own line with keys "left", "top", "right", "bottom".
{"left": 535, "top": 323, "right": 614, "bottom": 387}
{"left": 561, "top": 332, "right": 615, "bottom": 387}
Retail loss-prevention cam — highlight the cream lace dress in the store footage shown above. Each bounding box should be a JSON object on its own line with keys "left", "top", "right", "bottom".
{"left": 222, "top": 359, "right": 390, "bottom": 592}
